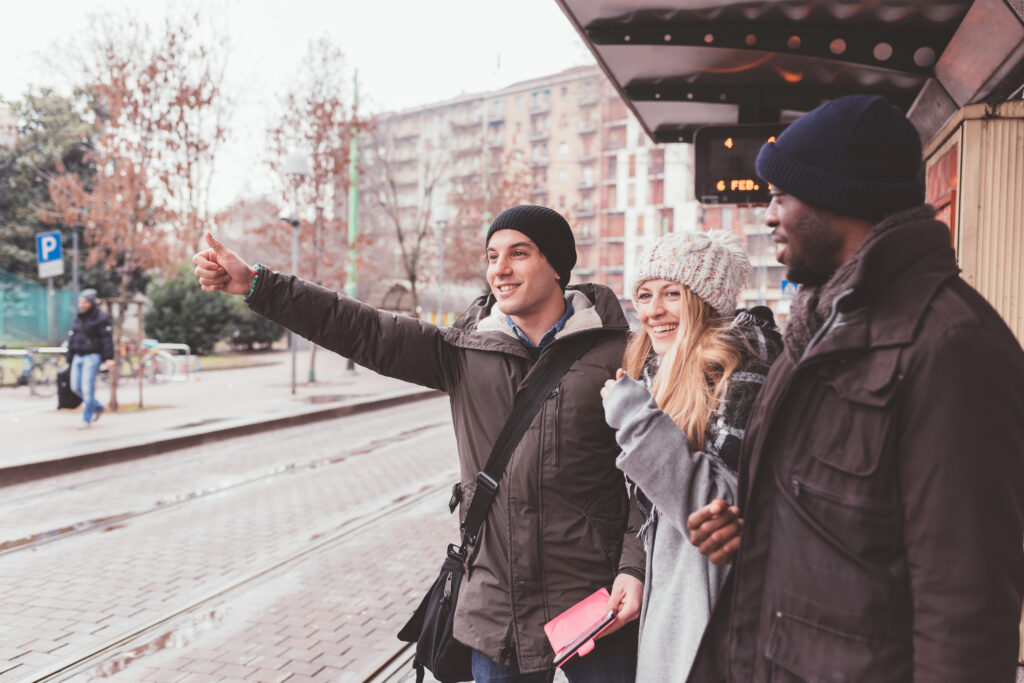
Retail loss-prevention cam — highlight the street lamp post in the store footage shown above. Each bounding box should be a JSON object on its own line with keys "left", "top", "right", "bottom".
{"left": 282, "top": 152, "right": 309, "bottom": 396}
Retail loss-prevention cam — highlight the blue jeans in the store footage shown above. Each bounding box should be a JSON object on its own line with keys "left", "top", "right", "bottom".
{"left": 472, "top": 626, "right": 637, "bottom": 683}
{"left": 70, "top": 353, "right": 103, "bottom": 423}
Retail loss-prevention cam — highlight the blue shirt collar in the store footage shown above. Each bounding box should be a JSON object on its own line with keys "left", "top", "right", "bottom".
{"left": 507, "top": 299, "right": 574, "bottom": 349}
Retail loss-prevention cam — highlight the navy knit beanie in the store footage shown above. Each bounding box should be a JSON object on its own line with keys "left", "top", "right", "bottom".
{"left": 485, "top": 205, "right": 576, "bottom": 287}
{"left": 756, "top": 95, "right": 924, "bottom": 222}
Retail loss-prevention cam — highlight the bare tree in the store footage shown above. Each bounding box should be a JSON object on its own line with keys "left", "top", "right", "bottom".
{"left": 362, "top": 123, "right": 450, "bottom": 316}
{"left": 47, "top": 9, "right": 228, "bottom": 409}
{"left": 262, "top": 36, "right": 364, "bottom": 380}
{"left": 446, "top": 151, "right": 533, "bottom": 284}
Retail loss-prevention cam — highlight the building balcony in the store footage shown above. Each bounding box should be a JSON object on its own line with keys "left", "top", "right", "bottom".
{"left": 529, "top": 130, "right": 549, "bottom": 142}
{"left": 488, "top": 114, "right": 504, "bottom": 124}
{"left": 601, "top": 265, "right": 625, "bottom": 274}
{"left": 450, "top": 117, "right": 482, "bottom": 131}
{"left": 578, "top": 181, "right": 596, "bottom": 190}
{"left": 530, "top": 185, "right": 547, "bottom": 196}
{"left": 576, "top": 208, "right": 595, "bottom": 218}
{"left": 603, "top": 140, "right": 627, "bottom": 151}
{"left": 605, "top": 118, "right": 628, "bottom": 128}
{"left": 576, "top": 123, "right": 597, "bottom": 135}
{"left": 394, "top": 131, "right": 418, "bottom": 142}
{"left": 576, "top": 237, "right": 595, "bottom": 245}
{"left": 531, "top": 157, "right": 550, "bottom": 168}
{"left": 452, "top": 144, "right": 482, "bottom": 158}
{"left": 578, "top": 154, "right": 597, "bottom": 164}
{"left": 579, "top": 94, "right": 599, "bottom": 107}
{"left": 529, "top": 103, "right": 550, "bottom": 115}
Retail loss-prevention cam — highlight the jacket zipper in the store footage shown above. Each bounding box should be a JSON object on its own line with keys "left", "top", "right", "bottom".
{"left": 550, "top": 386, "right": 561, "bottom": 468}
{"left": 790, "top": 477, "right": 894, "bottom": 515}
{"left": 801, "top": 288, "right": 855, "bottom": 360}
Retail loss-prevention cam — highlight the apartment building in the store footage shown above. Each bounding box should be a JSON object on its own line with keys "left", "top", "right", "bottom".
{"left": 364, "top": 66, "right": 789, "bottom": 318}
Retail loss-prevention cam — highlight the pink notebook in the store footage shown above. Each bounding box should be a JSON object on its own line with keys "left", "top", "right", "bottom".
{"left": 544, "top": 588, "right": 616, "bottom": 667}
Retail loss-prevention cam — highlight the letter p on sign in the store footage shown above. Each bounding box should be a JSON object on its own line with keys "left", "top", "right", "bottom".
{"left": 36, "top": 230, "right": 65, "bottom": 279}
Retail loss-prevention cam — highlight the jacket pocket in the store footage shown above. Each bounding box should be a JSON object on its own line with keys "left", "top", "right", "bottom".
{"left": 765, "top": 611, "right": 910, "bottom": 683}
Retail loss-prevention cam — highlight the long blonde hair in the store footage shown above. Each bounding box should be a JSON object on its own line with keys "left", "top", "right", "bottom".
{"left": 622, "top": 287, "right": 742, "bottom": 450}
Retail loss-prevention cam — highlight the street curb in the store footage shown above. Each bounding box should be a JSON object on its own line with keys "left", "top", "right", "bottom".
{"left": 1, "top": 388, "right": 444, "bottom": 489}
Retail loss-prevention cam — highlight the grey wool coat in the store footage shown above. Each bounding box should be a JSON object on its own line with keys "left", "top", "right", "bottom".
{"left": 604, "top": 315, "right": 781, "bottom": 682}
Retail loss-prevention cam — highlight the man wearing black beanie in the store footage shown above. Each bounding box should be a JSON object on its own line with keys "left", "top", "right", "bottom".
{"left": 687, "top": 96, "right": 1024, "bottom": 683}
{"left": 193, "top": 205, "right": 644, "bottom": 681}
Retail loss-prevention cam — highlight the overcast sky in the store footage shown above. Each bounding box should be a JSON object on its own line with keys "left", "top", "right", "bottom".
{"left": 1, "top": 0, "right": 596, "bottom": 208}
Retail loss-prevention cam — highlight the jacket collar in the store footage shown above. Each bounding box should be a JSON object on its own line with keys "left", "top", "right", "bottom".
{"left": 802, "top": 209, "right": 958, "bottom": 361}
{"left": 445, "top": 283, "right": 627, "bottom": 356}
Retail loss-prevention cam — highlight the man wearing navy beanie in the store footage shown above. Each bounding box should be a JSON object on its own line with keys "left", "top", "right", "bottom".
{"left": 687, "top": 96, "right": 1024, "bottom": 683}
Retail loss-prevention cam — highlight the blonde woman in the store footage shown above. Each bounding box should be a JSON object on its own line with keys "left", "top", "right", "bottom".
{"left": 600, "top": 230, "right": 782, "bottom": 681}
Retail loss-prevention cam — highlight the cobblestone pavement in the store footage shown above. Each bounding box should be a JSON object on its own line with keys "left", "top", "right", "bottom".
{"left": 0, "top": 397, "right": 459, "bottom": 681}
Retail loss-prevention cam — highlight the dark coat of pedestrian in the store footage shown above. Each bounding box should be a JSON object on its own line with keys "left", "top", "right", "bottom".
{"left": 66, "top": 289, "right": 114, "bottom": 427}
{"left": 193, "top": 205, "right": 645, "bottom": 681}
{"left": 688, "top": 96, "right": 1024, "bottom": 683}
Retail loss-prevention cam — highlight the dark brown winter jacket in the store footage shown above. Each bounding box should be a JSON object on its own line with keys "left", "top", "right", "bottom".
{"left": 247, "top": 273, "right": 644, "bottom": 673}
{"left": 689, "top": 209, "right": 1024, "bottom": 682}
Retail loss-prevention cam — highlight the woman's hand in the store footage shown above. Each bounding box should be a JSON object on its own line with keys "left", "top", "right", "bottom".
{"left": 600, "top": 368, "right": 626, "bottom": 399}
{"left": 599, "top": 572, "right": 643, "bottom": 638}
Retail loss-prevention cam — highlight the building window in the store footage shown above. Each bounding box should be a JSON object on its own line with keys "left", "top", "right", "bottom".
{"left": 628, "top": 184, "right": 636, "bottom": 207}
{"left": 650, "top": 179, "right": 664, "bottom": 205}
{"left": 561, "top": 86, "right": 568, "bottom": 98}
{"left": 629, "top": 154, "right": 636, "bottom": 177}
{"left": 606, "top": 156, "right": 617, "bottom": 179}
{"left": 559, "top": 168, "right": 568, "bottom": 181}
{"left": 559, "top": 142, "right": 569, "bottom": 155}
{"left": 515, "top": 95, "right": 522, "bottom": 107}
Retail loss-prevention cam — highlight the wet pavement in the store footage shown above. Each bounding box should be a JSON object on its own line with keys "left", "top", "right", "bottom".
{"left": 0, "top": 396, "right": 458, "bottom": 681}
{"left": 1, "top": 350, "right": 433, "bottom": 471}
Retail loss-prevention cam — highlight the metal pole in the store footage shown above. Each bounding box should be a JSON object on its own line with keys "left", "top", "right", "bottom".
{"left": 72, "top": 226, "right": 80, "bottom": 303}
{"left": 437, "top": 221, "right": 445, "bottom": 323}
{"left": 291, "top": 210, "right": 299, "bottom": 396}
{"left": 47, "top": 277, "right": 56, "bottom": 345}
{"left": 345, "top": 69, "right": 359, "bottom": 372}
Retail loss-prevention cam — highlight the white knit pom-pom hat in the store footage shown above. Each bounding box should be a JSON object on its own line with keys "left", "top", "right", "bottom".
{"left": 632, "top": 229, "right": 751, "bottom": 317}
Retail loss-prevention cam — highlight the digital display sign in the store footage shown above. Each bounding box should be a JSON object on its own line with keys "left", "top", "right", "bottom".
{"left": 694, "top": 124, "right": 789, "bottom": 205}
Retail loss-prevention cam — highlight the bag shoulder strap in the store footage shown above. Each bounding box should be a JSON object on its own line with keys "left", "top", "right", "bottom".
{"left": 459, "top": 333, "right": 600, "bottom": 549}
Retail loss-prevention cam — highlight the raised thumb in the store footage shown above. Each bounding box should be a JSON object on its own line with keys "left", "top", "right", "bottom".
{"left": 205, "top": 231, "right": 226, "bottom": 254}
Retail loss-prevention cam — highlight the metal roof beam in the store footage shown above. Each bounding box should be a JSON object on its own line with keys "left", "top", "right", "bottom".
{"left": 587, "top": 23, "right": 947, "bottom": 76}
{"left": 624, "top": 81, "right": 918, "bottom": 112}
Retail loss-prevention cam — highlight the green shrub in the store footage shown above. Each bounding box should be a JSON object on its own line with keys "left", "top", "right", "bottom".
{"left": 230, "top": 302, "right": 284, "bottom": 350}
{"left": 144, "top": 266, "right": 237, "bottom": 355}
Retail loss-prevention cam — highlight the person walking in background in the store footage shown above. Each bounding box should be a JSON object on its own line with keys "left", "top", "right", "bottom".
{"left": 193, "top": 205, "right": 645, "bottom": 682}
{"left": 66, "top": 288, "right": 114, "bottom": 429}
{"left": 686, "top": 95, "right": 1024, "bottom": 682}
{"left": 600, "top": 230, "right": 781, "bottom": 681}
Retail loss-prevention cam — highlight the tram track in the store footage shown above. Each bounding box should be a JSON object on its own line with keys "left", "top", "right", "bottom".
{"left": 0, "top": 404, "right": 449, "bottom": 558}
{"left": 31, "top": 477, "right": 453, "bottom": 682}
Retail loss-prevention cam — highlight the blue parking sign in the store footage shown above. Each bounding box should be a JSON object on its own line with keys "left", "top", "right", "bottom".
{"left": 36, "top": 231, "right": 65, "bottom": 279}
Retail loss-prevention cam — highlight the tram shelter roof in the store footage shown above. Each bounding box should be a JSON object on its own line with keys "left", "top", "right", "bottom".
{"left": 556, "top": 0, "right": 1024, "bottom": 146}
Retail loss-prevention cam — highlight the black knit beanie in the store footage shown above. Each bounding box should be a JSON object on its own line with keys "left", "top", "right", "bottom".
{"left": 756, "top": 95, "right": 924, "bottom": 222}
{"left": 485, "top": 205, "right": 577, "bottom": 287}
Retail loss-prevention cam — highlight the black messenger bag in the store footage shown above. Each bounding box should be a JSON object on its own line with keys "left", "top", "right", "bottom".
{"left": 397, "top": 336, "right": 596, "bottom": 683}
